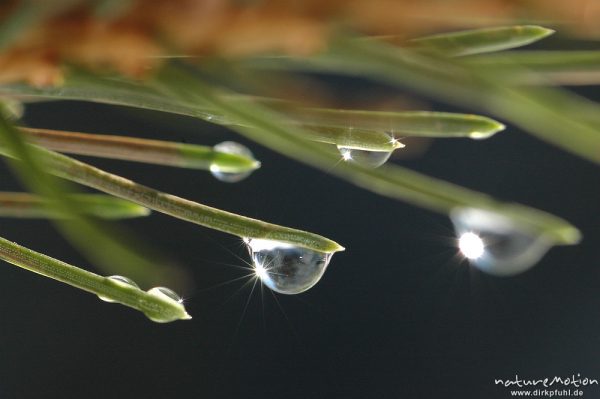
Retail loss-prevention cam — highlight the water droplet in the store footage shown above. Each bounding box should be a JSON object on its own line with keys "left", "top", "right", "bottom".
{"left": 337, "top": 146, "right": 392, "bottom": 168}
{"left": 147, "top": 286, "right": 183, "bottom": 303}
{"left": 210, "top": 141, "right": 256, "bottom": 183}
{"left": 451, "top": 208, "right": 552, "bottom": 276}
{"left": 469, "top": 131, "right": 491, "bottom": 139}
{"left": 245, "top": 238, "right": 333, "bottom": 294}
{"left": 98, "top": 275, "right": 139, "bottom": 302}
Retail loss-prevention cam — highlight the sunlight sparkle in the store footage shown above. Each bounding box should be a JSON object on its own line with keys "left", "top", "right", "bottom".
{"left": 340, "top": 148, "right": 353, "bottom": 161}
{"left": 254, "top": 261, "right": 270, "bottom": 280}
{"left": 458, "top": 232, "right": 485, "bottom": 259}
{"left": 390, "top": 138, "right": 406, "bottom": 148}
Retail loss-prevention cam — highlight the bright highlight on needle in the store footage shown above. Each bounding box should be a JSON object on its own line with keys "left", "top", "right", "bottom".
{"left": 340, "top": 148, "right": 353, "bottom": 161}
{"left": 458, "top": 232, "right": 485, "bottom": 259}
{"left": 390, "top": 138, "right": 406, "bottom": 148}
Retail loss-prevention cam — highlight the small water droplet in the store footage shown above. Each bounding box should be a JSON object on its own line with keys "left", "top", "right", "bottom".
{"left": 245, "top": 238, "right": 333, "bottom": 294}
{"left": 210, "top": 141, "right": 256, "bottom": 183}
{"left": 469, "top": 131, "right": 492, "bottom": 139}
{"left": 451, "top": 208, "right": 552, "bottom": 276}
{"left": 337, "top": 146, "right": 392, "bottom": 168}
{"left": 98, "top": 275, "right": 139, "bottom": 302}
{"left": 147, "top": 286, "right": 183, "bottom": 303}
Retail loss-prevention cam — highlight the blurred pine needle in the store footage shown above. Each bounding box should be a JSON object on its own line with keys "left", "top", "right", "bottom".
{"left": 0, "top": 0, "right": 597, "bottom": 320}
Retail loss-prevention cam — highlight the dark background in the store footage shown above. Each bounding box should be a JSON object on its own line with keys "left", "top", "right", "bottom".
{"left": 0, "top": 79, "right": 598, "bottom": 399}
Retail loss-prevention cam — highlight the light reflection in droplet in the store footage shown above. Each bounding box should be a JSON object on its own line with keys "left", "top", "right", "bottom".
{"left": 337, "top": 146, "right": 392, "bottom": 168}
{"left": 458, "top": 232, "right": 485, "bottom": 259}
{"left": 451, "top": 208, "right": 552, "bottom": 276}
{"left": 244, "top": 238, "right": 333, "bottom": 294}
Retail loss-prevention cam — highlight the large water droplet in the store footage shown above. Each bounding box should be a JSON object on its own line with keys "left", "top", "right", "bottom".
{"left": 147, "top": 286, "right": 183, "bottom": 303}
{"left": 244, "top": 238, "right": 333, "bottom": 294}
{"left": 337, "top": 146, "right": 392, "bottom": 168}
{"left": 451, "top": 208, "right": 552, "bottom": 276}
{"left": 210, "top": 141, "right": 256, "bottom": 183}
{"left": 98, "top": 275, "right": 139, "bottom": 302}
